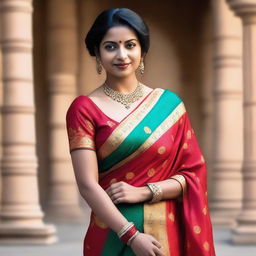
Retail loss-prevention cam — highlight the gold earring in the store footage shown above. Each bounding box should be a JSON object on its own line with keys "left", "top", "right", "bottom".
{"left": 96, "top": 58, "right": 102, "bottom": 74}
{"left": 139, "top": 59, "right": 145, "bottom": 74}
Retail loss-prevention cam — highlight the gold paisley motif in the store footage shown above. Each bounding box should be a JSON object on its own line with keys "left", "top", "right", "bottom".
{"left": 125, "top": 172, "right": 135, "bottom": 180}
{"left": 187, "top": 130, "right": 192, "bottom": 139}
{"left": 203, "top": 241, "right": 210, "bottom": 251}
{"left": 183, "top": 143, "right": 188, "bottom": 149}
{"left": 147, "top": 168, "right": 155, "bottom": 177}
{"left": 193, "top": 225, "right": 201, "bottom": 234}
{"left": 203, "top": 206, "right": 207, "bottom": 215}
{"left": 144, "top": 126, "right": 152, "bottom": 134}
{"left": 168, "top": 212, "right": 175, "bottom": 222}
{"left": 158, "top": 146, "right": 166, "bottom": 154}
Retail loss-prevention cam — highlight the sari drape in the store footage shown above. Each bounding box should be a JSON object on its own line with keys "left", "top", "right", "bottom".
{"left": 66, "top": 88, "right": 216, "bottom": 256}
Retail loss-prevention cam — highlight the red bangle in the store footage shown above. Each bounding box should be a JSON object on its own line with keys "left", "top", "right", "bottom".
{"left": 120, "top": 225, "right": 138, "bottom": 244}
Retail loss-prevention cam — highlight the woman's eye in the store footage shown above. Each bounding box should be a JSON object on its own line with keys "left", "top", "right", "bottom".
{"left": 126, "top": 42, "right": 136, "bottom": 49}
{"left": 105, "top": 44, "right": 116, "bottom": 51}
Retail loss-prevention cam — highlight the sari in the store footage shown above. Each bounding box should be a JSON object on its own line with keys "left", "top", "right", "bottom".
{"left": 66, "top": 88, "right": 216, "bottom": 256}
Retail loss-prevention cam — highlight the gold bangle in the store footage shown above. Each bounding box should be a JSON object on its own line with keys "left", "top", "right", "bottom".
{"left": 146, "top": 183, "right": 163, "bottom": 203}
{"left": 170, "top": 174, "right": 186, "bottom": 194}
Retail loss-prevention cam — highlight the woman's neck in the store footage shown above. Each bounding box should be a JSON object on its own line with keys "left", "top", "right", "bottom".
{"left": 104, "top": 75, "right": 139, "bottom": 94}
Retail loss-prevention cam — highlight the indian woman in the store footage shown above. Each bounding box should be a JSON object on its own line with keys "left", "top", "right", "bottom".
{"left": 66, "top": 8, "right": 216, "bottom": 256}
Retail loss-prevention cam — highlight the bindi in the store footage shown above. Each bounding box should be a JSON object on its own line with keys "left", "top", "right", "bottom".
{"left": 119, "top": 40, "right": 122, "bottom": 44}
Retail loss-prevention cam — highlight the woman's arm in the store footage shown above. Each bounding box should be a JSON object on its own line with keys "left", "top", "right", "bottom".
{"left": 70, "top": 149, "right": 128, "bottom": 232}
{"left": 106, "top": 178, "right": 184, "bottom": 204}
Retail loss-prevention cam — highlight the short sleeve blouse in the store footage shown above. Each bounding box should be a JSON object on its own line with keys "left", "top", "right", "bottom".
{"left": 66, "top": 96, "right": 96, "bottom": 152}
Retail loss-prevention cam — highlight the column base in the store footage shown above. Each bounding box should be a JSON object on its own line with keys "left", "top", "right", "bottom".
{"left": 232, "top": 210, "right": 256, "bottom": 244}
{"left": 232, "top": 225, "right": 256, "bottom": 244}
{"left": 0, "top": 223, "right": 57, "bottom": 244}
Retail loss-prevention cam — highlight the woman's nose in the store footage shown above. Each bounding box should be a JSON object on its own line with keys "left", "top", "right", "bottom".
{"left": 117, "top": 46, "right": 128, "bottom": 59}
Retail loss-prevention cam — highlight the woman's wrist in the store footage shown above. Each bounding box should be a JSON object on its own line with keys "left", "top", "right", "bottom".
{"left": 138, "top": 186, "right": 153, "bottom": 202}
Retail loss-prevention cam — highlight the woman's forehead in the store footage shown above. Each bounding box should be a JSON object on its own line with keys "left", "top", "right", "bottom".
{"left": 102, "top": 26, "right": 138, "bottom": 42}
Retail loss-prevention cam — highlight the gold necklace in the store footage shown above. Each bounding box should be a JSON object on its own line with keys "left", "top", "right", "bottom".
{"left": 102, "top": 82, "right": 144, "bottom": 109}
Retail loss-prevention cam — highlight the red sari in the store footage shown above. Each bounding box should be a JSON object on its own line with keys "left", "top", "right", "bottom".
{"left": 66, "top": 88, "right": 216, "bottom": 256}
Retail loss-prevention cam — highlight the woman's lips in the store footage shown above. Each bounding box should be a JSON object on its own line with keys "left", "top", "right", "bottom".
{"left": 114, "top": 63, "right": 130, "bottom": 69}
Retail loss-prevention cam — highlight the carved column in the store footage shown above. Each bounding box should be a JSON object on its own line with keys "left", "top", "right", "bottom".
{"left": 227, "top": 0, "right": 256, "bottom": 243}
{"left": 46, "top": 0, "right": 83, "bottom": 220}
{"left": 211, "top": 0, "right": 243, "bottom": 226}
{"left": 0, "top": 0, "right": 56, "bottom": 243}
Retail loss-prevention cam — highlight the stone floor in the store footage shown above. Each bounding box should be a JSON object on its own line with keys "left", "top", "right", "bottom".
{"left": 0, "top": 223, "right": 255, "bottom": 256}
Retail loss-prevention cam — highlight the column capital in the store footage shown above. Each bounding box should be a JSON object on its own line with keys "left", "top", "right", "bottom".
{"left": 227, "top": 0, "right": 256, "bottom": 20}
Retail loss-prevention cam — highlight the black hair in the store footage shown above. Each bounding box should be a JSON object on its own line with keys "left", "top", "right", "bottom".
{"left": 85, "top": 8, "right": 150, "bottom": 56}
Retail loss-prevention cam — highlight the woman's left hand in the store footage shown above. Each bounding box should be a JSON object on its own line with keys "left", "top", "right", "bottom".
{"left": 105, "top": 182, "right": 152, "bottom": 204}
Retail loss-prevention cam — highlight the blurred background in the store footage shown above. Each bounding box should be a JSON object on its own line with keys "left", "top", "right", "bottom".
{"left": 0, "top": 0, "right": 256, "bottom": 255}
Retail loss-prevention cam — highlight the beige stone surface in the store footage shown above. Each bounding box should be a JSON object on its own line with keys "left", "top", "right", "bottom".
{"left": 227, "top": 0, "right": 256, "bottom": 244}
{"left": 210, "top": 0, "right": 243, "bottom": 226}
{"left": 0, "top": 0, "right": 56, "bottom": 244}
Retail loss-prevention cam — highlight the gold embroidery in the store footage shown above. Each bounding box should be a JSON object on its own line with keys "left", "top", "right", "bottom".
{"left": 168, "top": 212, "right": 175, "bottom": 222}
{"left": 85, "top": 120, "right": 94, "bottom": 131}
{"left": 193, "top": 225, "right": 201, "bottom": 234}
{"left": 100, "top": 103, "right": 186, "bottom": 176}
{"left": 144, "top": 126, "right": 152, "bottom": 134}
{"left": 201, "top": 155, "right": 205, "bottom": 163}
{"left": 203, "top": 206, "right": 207, "bottom": 215}
{"left": 68, "top": 127, "right": 95, "bottom": 150}
{"left": 144, "top": 202, "right": 171, "bottom": 256}
{"left": 183, "top": 142, "right": 188, "bottom": 149}
{"left": 125, "top": 172, "right": 135, "bottom": 180}
{"left": 147, "top": 168, "right": 155, "bottom": 177}
{"left": 158, "top": 146, "right": 166, "bottom": 154}
{"left": 203, "top": 241, "right": 210, "bottom": 251}
{"left": 98, "top": 89, "right": 164, "bottom": 160}
{"left": 187, "top": 130, "right": 192, "bottom": 139}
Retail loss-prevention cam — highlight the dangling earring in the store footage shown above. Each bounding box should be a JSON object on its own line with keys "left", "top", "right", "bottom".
{"left": 96, "top": 58, "right": 102, "bottom": 74}
{"left": 139, "top": 59, "right": 145, "bottom": 74}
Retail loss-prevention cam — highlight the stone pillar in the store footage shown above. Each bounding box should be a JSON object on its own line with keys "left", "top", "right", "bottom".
{"left": 0, "top": 0, "right": 57, "bottom": 243}
{"left": 46, "top": 0, "right": 83, "bottom": 220}
{"left": 227, "top": 0, "right": 256, "bottom": 243}
{"left": 210, "top": 0, "right": 243, "bottom": 226}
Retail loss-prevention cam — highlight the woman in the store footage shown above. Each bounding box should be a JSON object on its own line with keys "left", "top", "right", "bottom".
{"left": 66, "top": 8, "right": 216, "bottom": 256}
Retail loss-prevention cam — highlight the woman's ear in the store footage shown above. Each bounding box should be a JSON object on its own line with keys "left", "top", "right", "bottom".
{"left": 94, "top": 47, "right": 100, "bottom": 59}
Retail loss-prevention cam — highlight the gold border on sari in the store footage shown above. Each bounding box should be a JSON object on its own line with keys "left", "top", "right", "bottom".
{"left": 99, "top": 102, "right": 186, "bottom": 178}
{"left": 144, "top": 201, "right": 170, "bottom": 256}
{"left": 97, "top": 88, "right": 164, "bottom": 160}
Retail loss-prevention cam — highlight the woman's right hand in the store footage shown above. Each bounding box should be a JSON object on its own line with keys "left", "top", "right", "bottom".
{"left": 130, "top": 233, "right": 165, "bottom": 256}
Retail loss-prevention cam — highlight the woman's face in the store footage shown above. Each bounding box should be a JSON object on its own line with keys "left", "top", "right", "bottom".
{"left": 98, "top": 26, "right": 142, "bottom": 79}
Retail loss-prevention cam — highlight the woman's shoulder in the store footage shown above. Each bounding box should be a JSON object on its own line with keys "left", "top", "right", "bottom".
{"left": 66, "top": 95, "right": 94, "bottom": 119}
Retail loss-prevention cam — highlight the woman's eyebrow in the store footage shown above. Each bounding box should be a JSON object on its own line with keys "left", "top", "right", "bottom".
{"left": 102, "top": 39, "right": 138, "bottom": 45}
